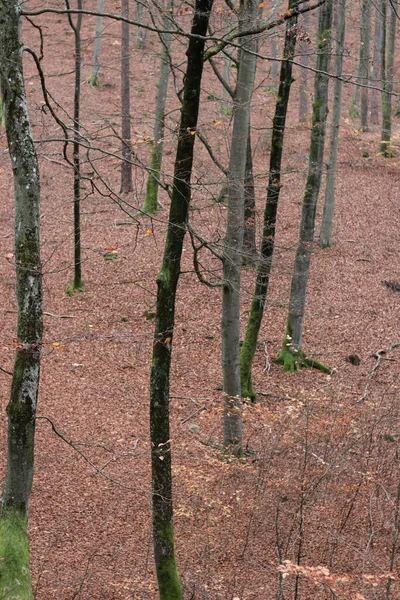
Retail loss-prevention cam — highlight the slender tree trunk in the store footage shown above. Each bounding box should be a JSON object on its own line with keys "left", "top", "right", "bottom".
{"left": 298, "top": 0, "right": 309, "bottom": 124}
{"left": 243, "top": 123, "right": 256, "bottom": 260}
{"left": 222, "top": 0, "right": 258, "bottom": 453}
{"left": 142, "top": 0, "right": 173, "bottom": 214}
{"left": 276, "top": 0, "right": 332, "bottom": 373}
{"left": 88, "top": 0, "right": 105, "bottom": 87}
{"left": 380, "top": 0, "right": 396, "bottom": 156}
{"left": 0, "top": 1, "right": 43, "bottom": 597}
{"left": 121, "top": 0, "right": 133, "bottom": 193}
{"left": 270, "top": 0, "right": 279, "bottom": 82}
{"left": 370, "top": 2, "right": 382, "bottom": 125}
{"left": 352, "top": 0, "right": 370, "bottom": 119}
{"left": 240, "top": 0, "right": 299, "bottom": 402}
{"left": 67, "top": 0, "right": 84, "bottom": 294}
{"left": 150, "top": 0, "right": 213, "bottom": 596}
{"left": 359, "top": 0, "right": 371, "bottom": 131}
{"left": 136, "top": 0, "right": 144, "bottom": 47}
{"left": 318, "top": 0, "right": 346, "bottom": 248}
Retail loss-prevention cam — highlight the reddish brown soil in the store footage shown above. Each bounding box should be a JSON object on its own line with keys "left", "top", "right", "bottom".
{"left": 0, "top": 2, "right": 400, "bottom": 599}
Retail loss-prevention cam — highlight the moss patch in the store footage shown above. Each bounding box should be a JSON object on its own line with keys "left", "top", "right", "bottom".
{"left": 0, "top": 507, "right": 33, "bottom": 599}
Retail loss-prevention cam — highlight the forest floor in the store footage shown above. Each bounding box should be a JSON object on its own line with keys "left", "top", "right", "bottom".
{"left": 0, "top": 2, "right": 400, "bottom": 599}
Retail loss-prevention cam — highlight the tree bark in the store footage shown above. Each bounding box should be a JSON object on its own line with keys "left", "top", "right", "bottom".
{"left": 298, "top": 0, "right": 309, "bottom": 124}
{"left": 359, "top": 0, "right": 371, "bottom": 131}
{"left": 67, "top": 0, "right": 84, "bottom": 294}
{"left": 242, "top": 123, "right": 256, "bottom": 260}
{"left": 380, "top": 0, "right": 396, "bottom": 156}
{"left": 88, "top": 0, "right": 105, "bottom": 87}
{"left": 120, "top": 0, "right": 133, "bottom": 193}
{"left": 318, "top": 0, "right": 346, "bottom": 248}
{"left": 276, "top": 0, "right": 332, "bottom": 373}
{"left": 150, "top": 0, "right": 213, "bottom": 596}
{"left": 240, "top": 0, "right": 299, "bottom": 402}
{"left": 352, "top": 0, "right": 370, "bottom": 123}
{"left": 370, "top": 2, "right": 382, "bottom": 125}
{"left": 0, "top": 1, "right": 43, "bottom": 597}
{"left": 142, "top": 0, "right": 173, "bottom": 214}
{"left": 222, "top": 0, "right": 258, "bottom": 453}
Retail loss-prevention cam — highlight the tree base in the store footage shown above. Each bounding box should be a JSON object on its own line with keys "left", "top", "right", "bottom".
{"left": 66, "top": 282, "right": 84, "bottom": 296}
{"left": 274, "top": 346, "right": 331, "bottom": 374}
{"left": 0, "top": 507, "right": 33, "bottom": 599}
{"left": 87, "top": 74, "right": 100, "bottom": 87}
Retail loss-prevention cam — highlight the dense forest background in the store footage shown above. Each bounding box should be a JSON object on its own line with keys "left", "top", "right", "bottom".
{"left": 0, "top": 0, "right": 400, "bottom": 598}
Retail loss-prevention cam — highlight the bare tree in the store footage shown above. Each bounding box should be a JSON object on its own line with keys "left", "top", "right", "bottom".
{"left": 120, "top": 0, "right": 133, "bottom": 193}
{"left": 276, "top": 0, "right": 332, "bottom": 373}
{"left": 0, "top": 0, "right": 43, "bottom": 596}
{"left": 380, "top": 0, "right": 397, "bottom": 156}
{"left": 88, "top": 0, "right": 105, "bottom": 87}
{"left": 240, "top": 0, "right": 301, "bottom": 402}
{"left": 318, "top": 0, "right": 346, "bottom": 248}
{"left": 150, "top": 0, "right": 213, "bottom": 595}
{"left": 222, "top": 0, "right": 258, "bottom": 453}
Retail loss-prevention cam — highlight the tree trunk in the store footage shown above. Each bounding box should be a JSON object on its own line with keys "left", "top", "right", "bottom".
{"left": 352, "top": 0, "right": 370, "bottom": 121}
{"left": 240, "top": 0, "right": 300, "bottom": 402}
{"left": 150, "top": 0, "right": 213, "bottom": 596}
{"left": 0, "top": 1, "right": 43, "bottom": 597}
{"left": 370, "top": 1, "right": 382, "bottom": 125}
{"left": 67, "top": 0, "right": 84, "bottom": 294}
{"left": 276, "top": 0, "right": 332, "bottom": 373}
{"left": 242, "top": 123, "right": 256, "bottom": 261}
{"left": 298, "top": 0, "right": 309, "bottom": 124}
{"left": 136, "top": 0, "right": 144, "bottom": 47}
{"left": 222, "top": 0, "right": 258, "bottom": 453}
{"left": 380, "top": 0, "right": 396, "bottom": 156}
{"left": 318, "top": 0, "right": 346, "bottom": 248}
{"left": 142, "top": 0, "right": 172, "bottom": 214}
{"left": 359, "top": 0, "right": 371, "bottom": 131}
{"left": 120, "top": 0, "right": 133, "bottom": 193}
{"left": 88, "top": 0, "right": 105, "bottom": 87}
{"left": 270, "top": 0, "right": 279, "bottom": 83}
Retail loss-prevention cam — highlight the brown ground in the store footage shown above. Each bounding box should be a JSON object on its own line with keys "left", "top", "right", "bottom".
{"left": 0, "top": 1, "right": 400, "bottom": 599}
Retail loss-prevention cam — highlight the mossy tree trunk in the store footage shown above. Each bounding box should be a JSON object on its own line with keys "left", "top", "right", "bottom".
{"left": 276, "top": 0, "right": 332, "bottom": 373}
{"left": 0, "top": 1, "right": 43, "bottom": 597}
{"left": 222, "top": 0, "right": 258, "bottom": 453}
{"left": 67, "top": 0, "right": 84, "bottom": 294}
{"left": 142, "top": 0, "right": 173, "bottom": 215}
{"left": 88, "top": 0, "right": 104, "bottom": 87}
{"left": 380, "top": 0, "right": 396, "bottom": 156}
{"left": 120, "top": 0, "right": 133, "bottom": 193}
{"left": 150, "top": 0, "right": 213, "bottom": 596}
{"left": 318, "top": 0, "right": 346, "bottom": 249}
{"left": 240, "top": 0, "right": 299, "bottom": 402}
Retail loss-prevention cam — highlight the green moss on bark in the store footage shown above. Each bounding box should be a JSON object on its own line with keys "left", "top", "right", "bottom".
{"left": 0, "top": 507, "right": 33, "bottom": 600}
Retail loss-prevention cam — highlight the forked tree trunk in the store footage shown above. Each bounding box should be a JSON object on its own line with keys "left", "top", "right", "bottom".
{"left": 370, "top": 2, "right": 382, "bottom": 125}
{"left": 318, "top": 0, "right": 346, "bottom": 248}
{"left": 240, "top": 0, "right": 300, "bottom": 402}
{"left": 121, "top": 0, "right": 133, "bottom": 193}
{"left": 380, "top": 0, "right": 396, "bottom": 156}
{"left": 67, "top": 0, "right": 84, "bottom": 294}
{"left": 276, "top": 0, "right": 332, "bottom": 373}
{"left": 142, "top": 0, "right": 173, "bottom": 214}
{"left": 222, "top": 0, "right": 258, "bottom": 453}
{"left": 0, "top": 1, "right": 43, "bottom": 597}
{"left": 88, "top": 0, "right": 105, "bottom": 87}
{"left": 150, "top": 0, "right": 213, "bottom": 596}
